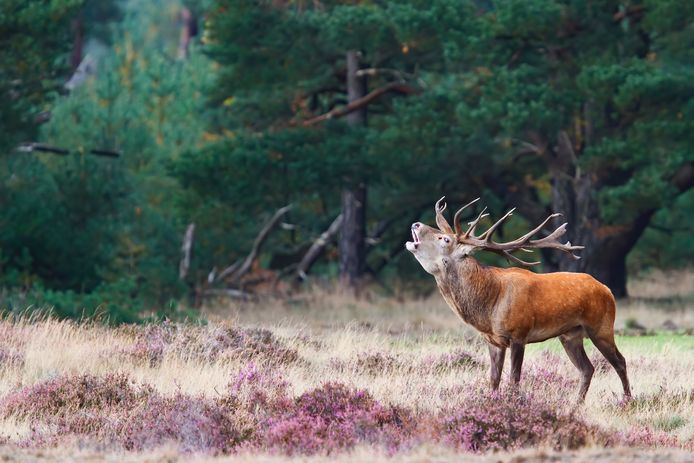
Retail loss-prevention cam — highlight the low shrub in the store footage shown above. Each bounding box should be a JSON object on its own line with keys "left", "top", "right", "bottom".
{"left": 117, "top": 323, "right": 299, "bottom": 367}
{"left": 436, "top": 386, "right": 601, "bottom": 452}
{"left": 259, "top": 382, "right": 415, "bottom": 455}
{"left": 1, "top": 365, "right": 691, "bottom": 456}
{"left": 3, "top": 373, "right": 245, "bottom": 454}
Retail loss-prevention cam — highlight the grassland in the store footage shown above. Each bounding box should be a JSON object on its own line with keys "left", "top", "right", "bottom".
{"left": 0, "top": 269, "right": 692, "bottom": 462}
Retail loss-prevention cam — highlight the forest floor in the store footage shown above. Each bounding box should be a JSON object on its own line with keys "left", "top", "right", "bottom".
{"left": 0, "top": 269, "right": 692, "bottom": 462}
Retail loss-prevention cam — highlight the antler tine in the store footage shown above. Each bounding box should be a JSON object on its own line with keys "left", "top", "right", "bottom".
{"left": 457, "top": 203, "right": 585, "bottom": 263}
{"left": 484, "top": 218, "right": 584, "bottom": 260}
{"left": 511, "top": 213, "right": 562, "bottom": 244}
{"left": 453, "top": 197, "right": 481, "bottom": 236}
{"left": 529, "top": 223, "right": 585, "bottom": 259}
{"left": 462, "top": 207, "right": 488, "bottom": 239}
{"left": 434, "top": 196, "right": 454, "bottom": 234}
{"left": 485, "top": 248, "right": 541, "bottom": 266}
{"left": 479, "top": 208, "right": 516, "bottom": 242}
{"left": 502, "top": 250, "right": 541, "bottom": 266}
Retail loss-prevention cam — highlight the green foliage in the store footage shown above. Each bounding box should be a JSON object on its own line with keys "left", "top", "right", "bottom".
{"left": 1, "top": 0, "right": 213, "bottom": 320}
{"left": 2, "top": 0, "right": 693, "bottom": 318}
{"left": 0, "top": 0, "right": 83, "bottom": 150}
{"left": 184, "top": 0, "right": 693, "bottom": 286}
{"left": 1, "top": 277, "right": 142, "bottom": 323}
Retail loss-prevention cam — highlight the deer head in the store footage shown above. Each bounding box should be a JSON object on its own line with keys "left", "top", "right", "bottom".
{"left": 405, "top": 196, "right": 584, "bottom": 275}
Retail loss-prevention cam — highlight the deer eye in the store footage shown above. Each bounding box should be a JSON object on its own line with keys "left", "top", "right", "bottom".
{"left": 443, "top": 237, "right": 450, "bottom": 243}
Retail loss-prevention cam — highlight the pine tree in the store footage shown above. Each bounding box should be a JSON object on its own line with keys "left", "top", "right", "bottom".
{"left": 184, "top": 0, "right": 694, "bottom": 296}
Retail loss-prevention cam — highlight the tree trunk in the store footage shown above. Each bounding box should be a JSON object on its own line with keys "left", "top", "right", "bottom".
{"left": 339, "top": 186, "right": 367, "bottom": 288}
{"left": 547, "top": 135, "right": 655, "bottom": 298}
{"left": 338, "top": 50, "right": 368, "bottom": 291}
{"left": 177, "top": 7, "right": 196, "bottom": 60}
{"left": 551, "top": 173, "right": 654, "bottom": 298}
{"left": 70, "top": 16, "right": 84, "bottom": 72}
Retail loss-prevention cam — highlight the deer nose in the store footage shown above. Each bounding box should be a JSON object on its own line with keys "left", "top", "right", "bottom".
{"left": 411, "top": 222, "right": 421, "bottom": 229}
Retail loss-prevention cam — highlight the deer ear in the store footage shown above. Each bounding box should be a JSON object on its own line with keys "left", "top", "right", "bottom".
{"left": 435, "top": 197, "right": 454, "bottom": 233}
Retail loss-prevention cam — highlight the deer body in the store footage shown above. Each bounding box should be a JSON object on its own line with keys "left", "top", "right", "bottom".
{"left": 407, "top": 198, "right": 631, "bottom": 401}
{"left": 436, "top": 260, "right": 615, "bottom": 347}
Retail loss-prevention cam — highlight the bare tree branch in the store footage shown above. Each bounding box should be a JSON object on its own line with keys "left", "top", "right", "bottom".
{"left": 214, "top": 259, "right": 243, "bottom": 283}
{"left": 228, "top": 205, "right": 292, "bottom": 284}
{"left": 302, "top": 83, "right": 420, "bottom": 126}
{"left": 16, "top": 142, "right": 121, "bottom": 158}
{"left": 296, "top": 214, "right": 343, "bottom": 281}
{"left": 179, "top": 223, "right": 195, "bottom": 280}
{"left": 202, "top": 288, "right": 255, "bottom": 301}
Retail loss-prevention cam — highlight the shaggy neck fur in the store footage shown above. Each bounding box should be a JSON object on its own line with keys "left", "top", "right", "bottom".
{"left": 434, "top": 256, "right": 502, "bottom": 333}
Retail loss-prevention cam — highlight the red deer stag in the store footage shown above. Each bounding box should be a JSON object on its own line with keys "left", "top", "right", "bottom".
{"left": 406, "top": 197, "right": 631, "bottom": 401}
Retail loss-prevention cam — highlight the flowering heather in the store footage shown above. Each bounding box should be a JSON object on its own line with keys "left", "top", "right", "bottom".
{"left": 437, "top": 387, "right": 601, "bottom": 452}
{"left": 258, "top": 382, "right": 415, "bottom": 455}
{"left": 226, "top": 363, "right": 293, "bottom": 416}
{"left": 3, "top": 373, "right": 244, "bottom": 453}
{"left": 0, "top": 308, "right": 691, "bottom": 460}
{"left": 117, "top": 322, "right": 299, "bottom": 366}
{"left": 2, "top": 373, "right": 149, "bottom": 420}
{"left": 525, "top": 353, "right": 579, "bottom": 391}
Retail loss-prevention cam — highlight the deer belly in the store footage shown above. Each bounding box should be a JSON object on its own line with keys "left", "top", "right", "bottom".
{"left": 526, "top": 323, "right": 580, "bottom": 343}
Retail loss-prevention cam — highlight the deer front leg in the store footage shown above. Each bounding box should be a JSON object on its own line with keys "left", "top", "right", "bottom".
{"left": 510, "top": 342, "right": 525, "bottom": 385}
{"left": 487, "top": 343, "right": 506, "bottom": 391}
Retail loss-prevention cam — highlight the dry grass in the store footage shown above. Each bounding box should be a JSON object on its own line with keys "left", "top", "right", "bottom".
{"left": 0, "top": 446, "right": 693, "bottom": 463}
{"left": 0, "top": 270, "right": 692, "bottom": 461}
{"left": 628, "top": 268, "right": 694, "bottom": 300}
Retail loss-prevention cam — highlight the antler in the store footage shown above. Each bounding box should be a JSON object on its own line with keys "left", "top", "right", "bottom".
{"left": 457, "top": 204, "right": 584, "bottom": 266}
{"left": 452, "top": 197, "right": 481, "bottom": 236}
{"left": 434, "top": 196, "right": 454, "bottom": 234}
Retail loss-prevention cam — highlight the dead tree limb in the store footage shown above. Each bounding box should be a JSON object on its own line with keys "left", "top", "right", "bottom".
{"left": 295, "top": 214, "right": 343, "bottom": 281}
{"left": 16, "top": 142, "right": 121, "bottom": 158}
{"left": 179, "top": 223, "right": 195, "bottom": 280}
{"left": 228, "top": 205, "right": 292, "bottom": 285}
{"left": 213, "top": 259, "right": 243, "bottom": 283}
{"left": 302, "top": 83, "right": 420, "bottom": 126}
{"left": 202, "top": 288, "right": 255, "bottom": 301}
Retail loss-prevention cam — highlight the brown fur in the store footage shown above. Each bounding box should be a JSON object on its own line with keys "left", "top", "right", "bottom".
{"left": 407, "top": 221, "right": 631, "bottom": 401}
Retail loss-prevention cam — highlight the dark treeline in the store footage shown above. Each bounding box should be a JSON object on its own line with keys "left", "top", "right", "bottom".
{"left": 1, "top": 0, "right": 692, "bottom": 321}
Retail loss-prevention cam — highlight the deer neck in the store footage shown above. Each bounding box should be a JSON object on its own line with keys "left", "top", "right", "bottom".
{"left": 434, "top": 257, "right": 501, "bottom": 332}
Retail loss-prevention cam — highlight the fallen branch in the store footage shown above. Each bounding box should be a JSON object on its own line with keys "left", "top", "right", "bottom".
{"left": 302, "top": 83, "right": 420, "bottom": 126}
{"left": 212, "top": 259, "right": 243, "bottom": 283}
{"left": 202, "top": 288, "right": 255, "bottom": 301}
{"left": 228, "top": 205, "right": 292, "bottom": 285}
{"left": 296, "top": 214, "right": 343, "bottom": 281}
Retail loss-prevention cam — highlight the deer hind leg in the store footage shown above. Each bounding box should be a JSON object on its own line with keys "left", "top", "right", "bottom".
{"left": 559, "top": 330, "right": 595, "bottom": 402}
{"left": 510, "top": 342, "right": 525, "bottom": 385}
{"left": 587, "top": 330, "right": 632, "bottom": 399}
{"left": 487, "top": 343, "right": 506, "bottom": 391}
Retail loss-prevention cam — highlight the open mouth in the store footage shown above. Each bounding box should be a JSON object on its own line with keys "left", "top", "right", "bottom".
{"left": 406, "top": 227, "right": 420, "bottom": 251}
{"left": 411, "top": 228, "right": 420, "bottom": 244}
